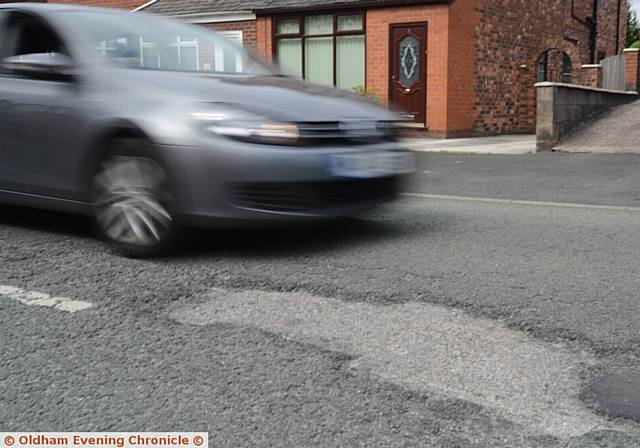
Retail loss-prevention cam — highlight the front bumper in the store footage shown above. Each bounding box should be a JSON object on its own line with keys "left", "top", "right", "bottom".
{"left": 155, "top": 139, "right": 413, "bottom": 226}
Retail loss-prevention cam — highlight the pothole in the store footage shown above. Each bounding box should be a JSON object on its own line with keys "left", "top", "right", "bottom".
{"left": 584, "top": 368, "right": 640, "bottom": 422}
{"left": 171, "top": 288, "right": 613, "bottom": 438}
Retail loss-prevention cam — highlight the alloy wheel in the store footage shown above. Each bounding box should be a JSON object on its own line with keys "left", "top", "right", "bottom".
{"left": 92, "top": 155, "right": 173, "bottom": 247}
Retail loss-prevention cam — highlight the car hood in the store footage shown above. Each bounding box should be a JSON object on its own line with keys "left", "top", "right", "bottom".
{"left": 110, "top": 69, "right": 401, "bottom": 123}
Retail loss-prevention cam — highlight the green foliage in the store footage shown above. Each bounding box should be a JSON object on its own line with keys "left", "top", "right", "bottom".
{"left": 628, "top": 3, "right": 640, "bottom": 47}
{"left": 352, "top": 86, "right": 381, "bottom": 103}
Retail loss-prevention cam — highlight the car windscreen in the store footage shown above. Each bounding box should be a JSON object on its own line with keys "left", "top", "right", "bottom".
{"left": 64, "top": 11, "right": 272, "bottom": 76}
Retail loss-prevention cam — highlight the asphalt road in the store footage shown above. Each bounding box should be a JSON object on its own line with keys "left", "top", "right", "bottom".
{"left": 2, "top": 152, "right": 640, "bottom": 447}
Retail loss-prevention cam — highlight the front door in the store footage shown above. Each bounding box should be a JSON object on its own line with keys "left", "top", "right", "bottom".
{"left": 389, "top": 23, "right": 427, "bottom": 125}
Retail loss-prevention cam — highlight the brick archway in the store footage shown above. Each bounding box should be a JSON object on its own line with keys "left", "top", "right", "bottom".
{"left": 535, "top": 48, "right": 576, "bottom": 83}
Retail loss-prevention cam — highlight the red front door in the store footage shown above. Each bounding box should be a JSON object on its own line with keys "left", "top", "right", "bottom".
{"left": 389, "top": 23, "right": 427, "bottom": 125}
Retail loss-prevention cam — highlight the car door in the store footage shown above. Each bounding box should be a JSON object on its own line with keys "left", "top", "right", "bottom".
{"left": 0, "top": 10, "right": 88, "bottom": 200}
{"left": 0, "top": 10, "right": 13, "bottom": 190}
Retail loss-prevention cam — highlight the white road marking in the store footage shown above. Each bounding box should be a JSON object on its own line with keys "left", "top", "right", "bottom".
{"left": 0, "top": 285, "right": 93, "bottom": 313}
{"left": 171, "top": 289, "right": 620, "bottom": 439}
{"left": 402, "top": 192, "right": 640, "bottom": 212}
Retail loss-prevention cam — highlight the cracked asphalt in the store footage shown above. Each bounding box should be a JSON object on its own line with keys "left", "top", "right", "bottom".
{"left": 2, "top": 152, "right": 640, "bottom": 447}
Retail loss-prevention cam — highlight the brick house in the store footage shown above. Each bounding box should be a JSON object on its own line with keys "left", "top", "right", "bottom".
{"left": 6, "top": 0, "right": 627, "bottom": 137}
{"left": 138, "top": 0, "right": 627, "bottom": 137}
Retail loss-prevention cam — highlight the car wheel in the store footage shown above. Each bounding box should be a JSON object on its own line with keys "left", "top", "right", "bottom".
{"left": 90, "top": 139, "right": 176, "bottom": 257}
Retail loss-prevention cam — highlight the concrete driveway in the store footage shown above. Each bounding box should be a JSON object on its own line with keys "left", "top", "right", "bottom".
{"left": 556, "top": 99, "right": 640, "bottom": 153}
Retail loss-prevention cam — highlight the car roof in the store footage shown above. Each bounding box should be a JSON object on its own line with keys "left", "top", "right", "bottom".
{"left": 0, "top": 3, "right": 131, "bottom": 15}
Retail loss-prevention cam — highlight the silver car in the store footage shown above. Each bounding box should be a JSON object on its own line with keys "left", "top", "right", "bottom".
{"left": 0, "top": 3, "right": 414, "bottom": 256}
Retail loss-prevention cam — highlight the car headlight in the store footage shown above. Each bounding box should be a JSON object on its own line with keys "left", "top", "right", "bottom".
{"left": 190, "top": 108, "right": 299, "bottom": 145}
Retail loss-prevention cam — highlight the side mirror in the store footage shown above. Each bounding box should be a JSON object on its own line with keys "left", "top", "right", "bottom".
{"left": 1, "top": 52, "right": 77, "bottom": 81}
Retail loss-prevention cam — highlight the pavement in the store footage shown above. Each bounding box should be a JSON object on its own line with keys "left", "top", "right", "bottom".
{"left": 405, "top": 134, "right": 536, "bottom": 155}
{"left": 3, "top": 152, "right": 640, "bottom": 447}
{"left": 556, "top": 98, "right": 640, "bottom": 153}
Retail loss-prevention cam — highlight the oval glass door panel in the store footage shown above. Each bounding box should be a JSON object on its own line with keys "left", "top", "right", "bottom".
{"left": 398, "top": 35, "right": 419, "bottom": 87}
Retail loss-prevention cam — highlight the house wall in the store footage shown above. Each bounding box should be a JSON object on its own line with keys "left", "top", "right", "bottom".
{"left": 597, "top": 0, "right": 628, "bottom": 57}
{"left": 474, "top": 0, "right": 627, "bottom": 135}
{"left": 365, "top": 5, "right": 450, "bottom": 135}
{"left": 255, "top": 16, "right": 273, "bottom": 63}
{"left": 364, "top": 1, "right": 478, "bottom": 138}
{"left": 205, "top": 21, "right": 258, "bottom": 50}
{"left": 446, "top": 0, "right": 479, "bottom": 137}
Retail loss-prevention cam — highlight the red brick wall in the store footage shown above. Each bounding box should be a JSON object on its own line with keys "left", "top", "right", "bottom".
{"left": 366, "top": 6, "right": 450, "bottom": 134}
{"left": 446, "top": 0, "right": 479, "bottom": 136}
{"left": 205, "top": 21, "right": 257, "bottom": 50}
{"left": 364, "top": 2, "right": 478, "bottom": 137}
{"left": 625, "top": 48, "right": 640, "bottom": 91}
{"left": 597, "top": 0, "right": 628, "bottom": 58}
{"left": 474, "top": 0, "right": 627, "bottom": 135}
{"left": 255, "top": 16, "right": 273, "bottom": 63}
{"left": 578, "top": 64, "right": 603, "bottom": 87}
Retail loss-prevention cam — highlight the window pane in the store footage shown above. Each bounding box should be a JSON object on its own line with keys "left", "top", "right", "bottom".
{"left": 277, "top": 38, "right": 302, "bottom": 78}
{"left": 562, "top": 53, "right": 572, "bottom": 83}
{"left": 336, "top": 35, "right": 364, "bottom": 90}
{"left": 537, "top": 52, "right": 547, "bottom": 82}
{"left": 161, "top": 45, "right": 180, "bottom": 70}
{"left": 214, "top": 45, "right": 225, "bottom": 71}
{"left": 180, "top": 45, "right": 198, "bottom": 70}
{"left": 304, "top": 36, "right": 333, "bottom": 86}
{"left": 277, "top": 18, "right": 299, "bottom": 34}
{"left": 212, "top": 45, "right": 244, "bottom": 74}
{"left": 141, "top": 45, "right": 159, "bottom": 69}
{"left": 305, "top": 15, "right": 332, "bottom": 35}
{"left": 337, "top": 14, "right": 363, "bottom": 31}
{"left": 398, "top": 35, "right": 420, "bottom": 87}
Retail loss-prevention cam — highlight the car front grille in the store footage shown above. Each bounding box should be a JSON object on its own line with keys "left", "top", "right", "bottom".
{"left": 295, "top": 121, "right": 394, "bottom": 145}
{"left": 227, "top": 177, "right": 399, "bottom": 213}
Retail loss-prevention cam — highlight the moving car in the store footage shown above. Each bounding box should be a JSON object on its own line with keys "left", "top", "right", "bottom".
{"left": 0, "top": 3, "right": 414, "bottom": 256}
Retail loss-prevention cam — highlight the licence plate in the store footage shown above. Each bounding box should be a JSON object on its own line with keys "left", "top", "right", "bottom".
{"left": 328, "top": 151, "right": 415, "bottom": 179}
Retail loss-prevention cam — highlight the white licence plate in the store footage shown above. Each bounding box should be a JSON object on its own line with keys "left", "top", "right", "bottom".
{"left": 328, "top": 151, "right": 415, "bottom": 179}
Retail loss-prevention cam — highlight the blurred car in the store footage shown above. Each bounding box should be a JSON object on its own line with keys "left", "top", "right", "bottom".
{"left": 0, "top": 3, "right": 414, "bottom": 256}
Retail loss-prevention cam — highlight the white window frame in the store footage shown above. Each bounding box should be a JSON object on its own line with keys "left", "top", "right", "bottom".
{"left": 213, "top": 31, "right": 244, "bottom": 73}
{"left": 139, "top": 36, "right": 200, "bottom": 70}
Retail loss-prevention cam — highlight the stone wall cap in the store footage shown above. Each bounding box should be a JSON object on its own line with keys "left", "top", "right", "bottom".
{"left": 580, "top": 64, "right": 602, "bottom": 68}
{"left": 623, "top": 48, "right": 640, "bottom": 52}
{"left": 534, "top": 82, "right": 639, "bottom": 95}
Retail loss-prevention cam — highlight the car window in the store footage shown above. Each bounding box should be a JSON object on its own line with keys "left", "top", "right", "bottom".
{"left": 0, "top": 11, "right": 8, "bottom": 54}
{"left": 4, "top": 11, "right": 69, "bottom": 59}
{"left": 66, "top": 11, "right": 271, "bottom": 76}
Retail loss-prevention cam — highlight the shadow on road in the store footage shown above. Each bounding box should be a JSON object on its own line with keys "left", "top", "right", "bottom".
{"left": 0, "top": 204, "right": 95, "bottom": 238}
{"left": 173, "top": 216, "right": 406, "bottom": 259}
{"left": 0, "top": 203, "right": 441, "bottom": 258}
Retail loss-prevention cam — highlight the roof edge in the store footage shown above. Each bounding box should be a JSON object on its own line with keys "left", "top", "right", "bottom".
{"left": 254, "top": 0, "right": 451, "bottom": 14}
{"left": 171, "top": 11, "right": 257, "bottom": 23}
{"left": 133, "top": 0, "right": 159, "bottom": 12}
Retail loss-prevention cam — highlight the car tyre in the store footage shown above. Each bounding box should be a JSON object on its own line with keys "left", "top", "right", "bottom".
{"left": 90, "top": 138, "right": 176, "bottom": 257}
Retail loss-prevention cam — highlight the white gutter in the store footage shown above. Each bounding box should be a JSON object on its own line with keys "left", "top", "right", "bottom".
{"left": 170, "top": 11, "right": 256, "bottom": 23}
{"left": 132, "top": 4, "right": 256, "bottom": 23}
{"left": 132, "top": 0, "right": 158, "bottom": 11}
